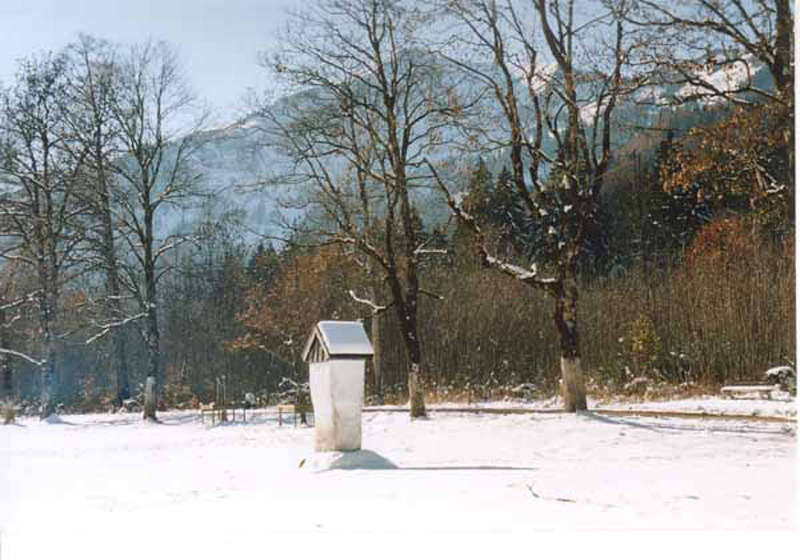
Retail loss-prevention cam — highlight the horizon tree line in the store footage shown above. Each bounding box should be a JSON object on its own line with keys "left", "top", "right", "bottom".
{"left": 0, "top": 0, "right": 794, "bottom": 420}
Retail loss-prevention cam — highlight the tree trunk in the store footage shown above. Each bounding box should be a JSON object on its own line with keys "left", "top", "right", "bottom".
{"left": 141, "top": 274, "right": 161, "bottom": 420}
{"left": 106, "top": 267, "right": 130, "bottom": 407}
{"left": 407, "top": 360, "right": 426, "bottom": 418}
{"left": 774, "top": 0, "right": 793, "bottom": 101}
{"left": 98, "top": 174, "right": 131, "bottom": 406}
{"left": 368, "top": 285, "right": 382, "bottom": 399}
{"left": 560, "top": 356, "right": 586, "bottom": 412}
{"left": 143, "top": 375, "right": 156, "bottom": 420}
{"left": 114, "top": 329, "right": 130, "bottom": 405}
{"left": 553, "top": 276, "right": 587, "bottom": 412}
{"left": 141, "top": 202, "right": 160, "bottom": 421}
{"left": 39, "top": 337, "right": 57, "bottom": 419}
{"left": 774, "top": 0, "right": 794, "bottom": 199}
{"left": 371, "top": 316, "right": 382, "bottom": 397}
{"left": 142, "top": 309, "right": 160, "bottom": 420}
{"left": 0, "top": 305, "right": 12, "bottom": 399}
{"left": 1, "top": 354, "right": 11, "bottom": 399}
{"left": 38, "top": 281, "right": 58, "bottom": 419}
{"left": 402, "top": 329, "right": 426, "bottom": 418}
{"left": 388, "top": 283, "right": 426, "bottom": 418}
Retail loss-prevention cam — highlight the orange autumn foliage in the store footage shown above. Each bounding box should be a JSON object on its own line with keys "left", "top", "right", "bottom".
{"left": 682, "top": 215, "right": 757, "bottom": 272}
{"left": 229, "top": 245, "right": 364, "bottom": 362}
{"left": 662, "top": 103, "right": 793, "bottom": 233}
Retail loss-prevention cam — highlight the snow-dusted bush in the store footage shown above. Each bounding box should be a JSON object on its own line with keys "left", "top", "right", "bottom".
{"left": 509, "top": 383, "right": 539, "bottom": 402}
{"left": 623, "top": 377, "right": 649, "bottom": 397}
{"left": 766, "top": 366, "right": 796, "bottom": 395}
{"left": 277, "top": 377, "right": 310, "bottom": 406}
{"left": 120, "top": 399, "right": 140, "bottom": 413}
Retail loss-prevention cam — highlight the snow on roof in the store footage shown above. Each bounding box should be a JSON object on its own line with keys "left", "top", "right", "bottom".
{"left": 766, "top": 366, "right": 794, "bottom": 375}
{"left": 302, "top": 320, "right": 373, "bottom": 361}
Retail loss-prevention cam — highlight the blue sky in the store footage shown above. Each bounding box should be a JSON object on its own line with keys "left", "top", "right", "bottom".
{"left": 0, "top": 0, "right": 299, "bottom": 123}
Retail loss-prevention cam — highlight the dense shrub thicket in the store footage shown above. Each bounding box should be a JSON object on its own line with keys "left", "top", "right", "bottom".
{"left": 374, "top": 228, "right": 794, "bottom": 401}
{"left": 8, "top": 210, "right": 792, "bottom": 413}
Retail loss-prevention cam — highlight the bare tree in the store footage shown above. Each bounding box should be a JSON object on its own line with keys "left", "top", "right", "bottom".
{"left": 0, "top": 54, "right": 89, "bottom": 417}
{"left": 258, "top": 0, "right": 460, "bottom": 417}
{"left": 433, "top": 0, "right": 639, "bottom": 411}
{"left": 108, "top": 41, "right": 208, "bottom": 420}
{"left": 628, "top": 0, "right": 793, "bottom": 107}
{"left": 61, "top": 35, "right": 136, "bottom": 406}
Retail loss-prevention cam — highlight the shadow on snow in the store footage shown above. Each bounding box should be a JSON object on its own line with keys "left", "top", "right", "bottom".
{"left": 311, "top": 449, "right": 537, "bottom": 473}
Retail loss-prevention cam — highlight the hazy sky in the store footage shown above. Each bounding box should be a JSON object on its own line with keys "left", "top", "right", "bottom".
{"left": 0, "top": 0, "right": 299, "bottom": 123}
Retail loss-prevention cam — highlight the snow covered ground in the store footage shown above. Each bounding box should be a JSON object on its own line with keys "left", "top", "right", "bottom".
{"left": 594, "top": 395, "right": 796, "bottom": 418}
{"left": 373, "top": 393, "right": 797, "bottom": 418}
{"left": 1, "top": 401, "right": 797, "bottom": 558}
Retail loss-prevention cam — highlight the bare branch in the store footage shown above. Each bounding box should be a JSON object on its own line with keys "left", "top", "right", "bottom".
{"left": 426, "top": 159, "right": 557, "bottom": 292}
{"left": 0, "top": 348, "right": 45, "bottom": 367}
{"left": 347, "top": 290, "right": 395, "bottom": 317}
{"left": 0, "top": 290, "right": 42, "bottom": 312}
{"left": 85, "top": 313, "right": 148, "bottom": 345}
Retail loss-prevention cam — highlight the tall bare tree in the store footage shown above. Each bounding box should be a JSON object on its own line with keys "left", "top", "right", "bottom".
{"left": 109, "top": 41, "right": 207, "bottom": 420}
{"left": 433, "top": 0, "right": 639, "bottom": 411}
{"left": 62, "top": 35, "right": 135, "bottom": 406}
{"left": 0, "top": 54, "right": 89, "bottom": 417}
{"left": 258, "top": 0, "right": 459, "bottom": 417}
{"left": 628, "top": 0, "right": 793, "bottom": 106}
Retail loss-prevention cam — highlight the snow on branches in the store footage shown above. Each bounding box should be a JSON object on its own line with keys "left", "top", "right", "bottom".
{"left": 426, "top": 160, "right": 557, "bottom": 291}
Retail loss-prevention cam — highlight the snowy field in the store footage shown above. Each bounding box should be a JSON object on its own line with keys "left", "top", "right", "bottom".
{"left": 1, "top": 401, "right": 797, "bottom": 558}
{"left": 404, "top": 394, "right": 798, "bottom": 418}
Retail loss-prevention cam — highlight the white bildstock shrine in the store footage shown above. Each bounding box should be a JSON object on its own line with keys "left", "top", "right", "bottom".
{"left": 302, "top": 321, "right": 373, "bottom": 452}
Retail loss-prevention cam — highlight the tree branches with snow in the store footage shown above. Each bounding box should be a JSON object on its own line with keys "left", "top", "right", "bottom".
{"left": 627, "top": 0, "right": 793, "bottom": 108}
{"left": 435, "top": 0, "right": 644, "bottom": 411}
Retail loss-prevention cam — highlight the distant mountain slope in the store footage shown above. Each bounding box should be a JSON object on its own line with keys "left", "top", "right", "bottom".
{"left": 87, "top": 58, "right": 782, "bottom": 241}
